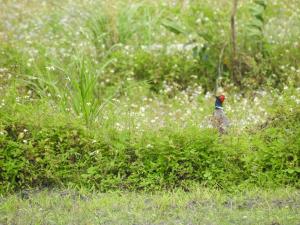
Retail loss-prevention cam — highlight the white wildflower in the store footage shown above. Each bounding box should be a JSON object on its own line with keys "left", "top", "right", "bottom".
{"left": 146, "top": 144, "right": 153, "bottom": 148}
{"left": 46, "top": 65, "right": 55, "bottom": 71}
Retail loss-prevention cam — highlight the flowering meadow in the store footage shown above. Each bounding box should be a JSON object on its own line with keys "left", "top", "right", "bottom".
{"left": 0, "top": 0, "right": 300, "bottom": 224}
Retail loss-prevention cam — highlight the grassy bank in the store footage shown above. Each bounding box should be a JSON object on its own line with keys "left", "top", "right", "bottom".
{"left": 1, "top": 188, "right": 300, "bottom": 225}
{"left": 1, "top": 88, "right": 299, "bottom": 193}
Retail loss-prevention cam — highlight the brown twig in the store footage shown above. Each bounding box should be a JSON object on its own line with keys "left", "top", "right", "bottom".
{"left": 215, "top": 42, "right": 228, "bottom": 96}
{"left": 231, "top": 0, "right": 240, "bottom": 85}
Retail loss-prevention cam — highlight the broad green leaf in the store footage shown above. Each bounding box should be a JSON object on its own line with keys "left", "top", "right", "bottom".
{"left": 247, "top": 28, "right": 263, "bottom": 37}
{"left": 161, "top": 18, "right": 186, "bottom": 35}
{"left": 255, "top": 0, "right": 267, "bottom": 9}
{"left": 250, "top": 5, "right": 265, "bottom": 17}
{"left": 249, "top": 18, "right": 264, "bottom": 30}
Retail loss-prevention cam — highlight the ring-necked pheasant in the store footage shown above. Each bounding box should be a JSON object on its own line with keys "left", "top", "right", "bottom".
{"left": 212, "top": 95, "right": 229, "bottom": 134}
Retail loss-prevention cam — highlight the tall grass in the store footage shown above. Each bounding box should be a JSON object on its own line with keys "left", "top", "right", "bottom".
{"left": 62, "top": 55, "right": 113, "bottom": 126}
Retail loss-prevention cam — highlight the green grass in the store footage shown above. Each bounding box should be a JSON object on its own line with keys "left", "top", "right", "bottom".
{"left": 1, "top": 188, "right": 299, "bottom": 225}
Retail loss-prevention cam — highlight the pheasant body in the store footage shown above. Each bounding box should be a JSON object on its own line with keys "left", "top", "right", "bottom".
{"left": 212, "top": 95, "right": 229, "bottom": 133}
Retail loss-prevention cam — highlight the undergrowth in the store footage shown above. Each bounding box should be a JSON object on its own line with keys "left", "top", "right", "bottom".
{"left": 0, "top": 100, "right": 299, "bottom": 193}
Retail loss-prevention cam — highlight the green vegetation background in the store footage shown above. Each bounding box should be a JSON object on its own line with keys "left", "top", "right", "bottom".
{"left": 0, "top": 0, "right": 299, "bottom": 193}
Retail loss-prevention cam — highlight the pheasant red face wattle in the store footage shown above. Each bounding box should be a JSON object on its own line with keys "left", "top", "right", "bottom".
{"left": 219, "top": 95, "right": 225, "bottom": 103}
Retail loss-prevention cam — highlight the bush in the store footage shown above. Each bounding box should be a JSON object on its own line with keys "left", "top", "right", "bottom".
{"left": 0, "top": 108, "right": 299, "bottom": 193}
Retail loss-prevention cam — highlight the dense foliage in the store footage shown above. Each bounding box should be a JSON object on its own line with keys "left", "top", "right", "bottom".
{"left": 0, "top": 104, "right": 299, "bottom": 193}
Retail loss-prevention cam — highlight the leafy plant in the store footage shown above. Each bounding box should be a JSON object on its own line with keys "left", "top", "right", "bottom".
{"left": 246, "top": 0, "right": 267, "bottom": 53}
{"left": 161, "top": 13, "right": 230, "bottom": 91}
{"left": 62, "top": 55, "right": 113, "bottom": 126}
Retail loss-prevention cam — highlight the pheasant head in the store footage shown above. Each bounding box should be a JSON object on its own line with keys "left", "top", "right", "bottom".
{"left": 215, "top": 95, "right": 225, "bottom": 109}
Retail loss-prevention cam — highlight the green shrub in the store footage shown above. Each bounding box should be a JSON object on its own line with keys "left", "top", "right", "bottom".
{"left": 0, "top": 108, "right": 299, "bottom": 193}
